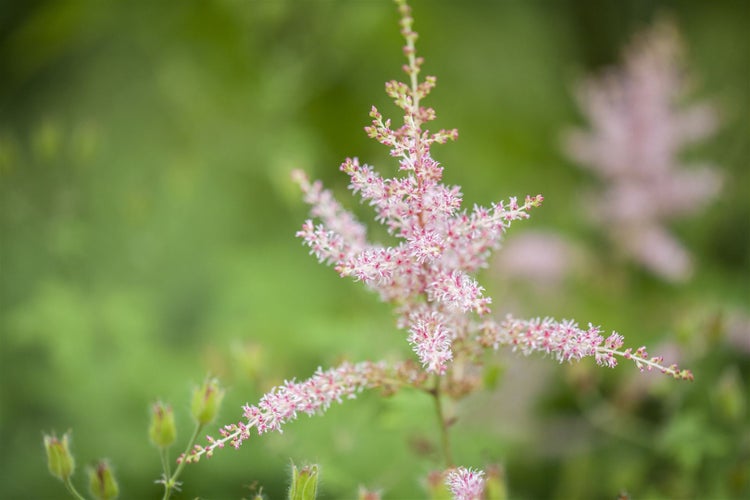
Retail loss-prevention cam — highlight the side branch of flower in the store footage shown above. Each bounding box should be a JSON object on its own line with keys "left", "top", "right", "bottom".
{"left": 478, "top": 315, "right": 693, "bottom": 380}
{"left": 181, "top": 361, "right": 425, "bottom": 463}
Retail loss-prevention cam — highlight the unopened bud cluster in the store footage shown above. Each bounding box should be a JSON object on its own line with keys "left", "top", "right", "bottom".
{"left": 44, "top": 431, "right": 120, "bottom": 499}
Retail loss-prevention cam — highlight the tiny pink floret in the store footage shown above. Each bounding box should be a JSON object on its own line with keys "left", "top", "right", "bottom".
{"left": 446, "top": 467, "right": 485, "bottom": 500}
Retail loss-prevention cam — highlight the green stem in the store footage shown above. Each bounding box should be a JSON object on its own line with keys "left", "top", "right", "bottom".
{"left": 63, "top": 478, "right": 86, "bottom": 500}
{"left": 159, "top": 447, "right": 172, "bottom": 483}
{"left": 162, "top": 423, "right": 204, "bottom": 500}
{"left": 430, "top": 379, "right": 454, "bottom": 468}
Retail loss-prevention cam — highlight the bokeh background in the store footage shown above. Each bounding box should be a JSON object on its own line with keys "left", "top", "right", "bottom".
{"left": 1, "top": 0, "right": 748, "bottom": 498}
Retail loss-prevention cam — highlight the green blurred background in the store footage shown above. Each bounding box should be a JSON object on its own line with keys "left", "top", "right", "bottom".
{"left": 1, "top": 0, "right": 748, "bottom": 498}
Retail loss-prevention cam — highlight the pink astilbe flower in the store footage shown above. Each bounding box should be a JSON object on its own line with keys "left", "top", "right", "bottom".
{"left": 181, "top": 361, "right": 387, "bottom": 463}
{"left": 185, "top": 0, "right": 693, "bottom": 467}
{"left": 564, "top": 19, "right": 722, "bottom": 282}
{"left": 294, "top": 0, "right": 542, "bottom": 375}
{"left": 445, "top": 467, "right": 485, "bottom": 500}
{"left": 294, "top": 3, "right": 691, "bottom": 380}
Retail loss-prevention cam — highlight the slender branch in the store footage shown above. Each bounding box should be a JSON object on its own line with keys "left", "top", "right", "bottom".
{"left": 159, "top": 447, "right": 171, "bottom": 482}
{"left": 430, "top": 378, "right": 454, "bottom": 468}
{"left": 596, "top": 347, "right": 693, "bottom": 380}
{"left": 163, "top": 423, "right": 204, "bottom": 500}
{"left": 63, "top": 478, "right": 85, "bottom": 500}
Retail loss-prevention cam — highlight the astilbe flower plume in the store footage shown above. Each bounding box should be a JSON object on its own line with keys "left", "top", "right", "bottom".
{"left": 293, "top": 2, "right": 691, "bottom": 381}
{"left": 184, "top": 0, "right": 692, "bottom": 468}
{"left": 564, "top": 20, "right": 722, "bottom": 282}
{"left": 293, "top": 1, "right": 543, "bottom": 375}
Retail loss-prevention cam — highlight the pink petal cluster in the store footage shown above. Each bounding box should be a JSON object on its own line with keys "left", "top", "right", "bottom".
{"left": 564, "top": 20, "right": 722, "bottom": 282}
{"left": 407, "top": 308, "right": 454, "bottom": 373}
{"left": 181, "top": 362, "right": 384, "bottom": 463}
{"left": 445, "top": 467, "right": 485, "bottom": 500}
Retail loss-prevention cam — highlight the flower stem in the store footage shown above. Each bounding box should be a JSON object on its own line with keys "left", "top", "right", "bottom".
{"left": 430, "top": 379, "right": 454, "bottom": 468}
{"left": 162, "top": 422, "right": 204, "bottom": 500}
{"left": 159, "top": 447, "right": 172, "bottom": 483}
{"left": 63, "top": 478, "right": 86, "bottom": 500}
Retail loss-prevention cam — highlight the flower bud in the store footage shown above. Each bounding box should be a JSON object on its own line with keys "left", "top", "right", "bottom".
{"left": 149, "top": 402, "right": 177, "bottom": 448}
{"left": 288, "top": 463, "right": 319, "bottom": 500}
{"left": 43, "top": 432, "right": 75, "bottom": 481}
{"left": 88, "top": 460, "right": 119, "bottom": 500}
{"left": 191, "top": 378, "right": 225, "bottom": 426}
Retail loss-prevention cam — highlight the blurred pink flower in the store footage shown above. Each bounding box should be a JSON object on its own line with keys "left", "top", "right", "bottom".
{"left": 492, "top": 230, "right": 585, "bottom": 288}
{"left": 725, "top": 310, "right": 750, "bottom": 354}
{"left": 564, "top": 20, "right": 722, "bottom": 282}
{"left": 445, "top": 467, "right": 485, "bottom": 500}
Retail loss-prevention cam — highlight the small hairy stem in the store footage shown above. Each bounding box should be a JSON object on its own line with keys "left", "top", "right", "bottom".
{"left": 63, "top": 478, "right": 85, "bottom": 500}
{"left": 159, "top": 447, "right": 172, "bottom": 482}
{"left": 430, "top": 379, "right": 454, "bottom": 468}
{"left": 163, "top": 423, "right": 204, "bottom": 500}
{"left": 597, "top": 347, "right": 694, "bottom": 380}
